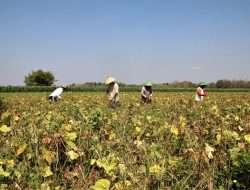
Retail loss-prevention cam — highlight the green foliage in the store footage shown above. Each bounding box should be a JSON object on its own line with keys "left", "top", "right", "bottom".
{"left": 231, "top": 152, "right": 250, "bottom": 189}
{"left": 89, "top": 109, "right": 103, "bottom": 130}
{"left": 0, "top": 97, "right": 6, "bottom": 114}
{"left": 0, "top": 92, "right": 249, "bottom": 189}
{"left": 24, "top": 70, "right": 55, "bottom": 86}
{"left": 91, "top": 154, "right": 118, "bottom": 176}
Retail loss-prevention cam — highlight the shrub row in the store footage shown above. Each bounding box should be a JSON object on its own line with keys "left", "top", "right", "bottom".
{"left": 0, "top": 86, "right": 250, "bottom": 93}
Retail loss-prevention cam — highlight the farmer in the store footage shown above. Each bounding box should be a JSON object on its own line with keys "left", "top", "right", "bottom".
{"left": 141, "top": 82, "right": 153, "bottom": 103}
{"left": 48, "top": 86, "right": 65, "bottom": 102}
{"left": 105, "top": 77, "right": 120, "bottom": 107}
{"left": 195, "top": 82, "right": 207, "bottom": 102}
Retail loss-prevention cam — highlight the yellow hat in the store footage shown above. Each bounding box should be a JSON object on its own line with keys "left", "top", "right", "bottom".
{"left": 105, "top": 77, "right": 116, "bottom": 85}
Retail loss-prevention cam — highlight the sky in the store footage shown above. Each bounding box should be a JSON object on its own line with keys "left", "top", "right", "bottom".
{"left": 0, "top": 0, "right": 250, "bottom": 85}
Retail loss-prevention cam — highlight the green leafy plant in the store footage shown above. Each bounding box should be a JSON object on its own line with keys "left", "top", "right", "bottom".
{"left": 0, "top": 92, "right": 249, "bottom": 189}
{"left": 0, "top": 97, "right": 6, "bottom": 115}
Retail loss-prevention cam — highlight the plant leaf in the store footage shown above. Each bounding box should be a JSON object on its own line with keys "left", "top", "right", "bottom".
{"left": 244, "top": 134, "right": 250, "bottom": 144}
{"left": 205, "top": 143, "right": 215, "bottom": 159}
{"left": 170, "top": 126, "right": 179, "bottom": 136}
{"left": 16, "top": 144, "right": 27, "bottom": 156}
{"left": 0, "top": 166, "right": 10, "bottom": 177}
{"left": 67, "top": 150, "right": 79, "bottom": 160}
{"left": 42, "top": 149, "right": 55, "bottom": 164}
{"left": 90, "top": 179, "right": 110, "bottom": 190}
{"left": 66, "top": 140, "right": 78, "bottom": 150}
{"left": 0, "top": 125, "right": 11, "bottom": 133}
{"left": 149, "top": 164, "right": 162, "bottom": 175}
{"left": 42, "top": 166, "right": 53, "bottom": 178}
{"left": 64, "top": 132, "right": 77, "bottom": 141}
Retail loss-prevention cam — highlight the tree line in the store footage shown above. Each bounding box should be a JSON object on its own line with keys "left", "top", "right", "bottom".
{"left": 20, "top": 69, "right": 250, "bottom": 89}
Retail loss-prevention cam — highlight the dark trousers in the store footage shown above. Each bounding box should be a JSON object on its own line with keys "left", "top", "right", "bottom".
{"left": 48, "top": 96, "right": 58, "bottom": 102}
{"left": 141, "top": 96, "right": 152, "bottom": 103}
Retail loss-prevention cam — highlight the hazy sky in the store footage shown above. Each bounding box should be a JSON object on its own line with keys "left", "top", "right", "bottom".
{"left": 0, "top": 0, "right": 250, "bottom": 85}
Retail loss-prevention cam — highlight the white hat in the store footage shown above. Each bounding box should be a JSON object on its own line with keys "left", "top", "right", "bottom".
{"left": 105, "top": 77, "right": 116, "bottom": 85}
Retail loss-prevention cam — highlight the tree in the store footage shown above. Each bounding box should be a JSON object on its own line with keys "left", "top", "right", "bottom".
{"left": 216, "top": 80, "right": 225, "bottom": 88}
{"left": 24, "top": 70, "right": 55, "bottom": 86}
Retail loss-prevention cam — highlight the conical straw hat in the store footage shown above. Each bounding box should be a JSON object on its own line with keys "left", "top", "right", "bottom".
{"left": 105, "top": 77, "right": 116, "bottom": 85}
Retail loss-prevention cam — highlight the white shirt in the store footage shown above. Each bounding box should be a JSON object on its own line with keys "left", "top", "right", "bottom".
{"left": 141, "top": 86, "right": 152, "bottom": 98}
{"left": 107, "top": 83, "right": 119, "bottom": 102}
{"left": 49, "top": 87, "right": 63, "bottom": 98}
{"left": 195, "top": 87, "right": 205, "bottom": 101}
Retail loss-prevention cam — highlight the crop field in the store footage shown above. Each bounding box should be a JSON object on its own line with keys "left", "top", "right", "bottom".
{"left": 0, "top": 92, "right": 250, "bottom": 190}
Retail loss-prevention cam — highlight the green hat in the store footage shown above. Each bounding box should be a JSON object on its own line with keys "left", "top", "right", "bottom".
{"left": 199, "top": 82, "right": 207, "bottom": 87}
{"left": 144, "top": 81, "right": 152, "bottom": 87}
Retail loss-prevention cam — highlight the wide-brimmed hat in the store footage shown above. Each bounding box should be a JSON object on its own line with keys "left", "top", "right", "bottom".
{"left": 105, "top": 77, "right": 116, "bottom": 85}
{"left": 144, "top": 81, "right": 152, "bottom": 87}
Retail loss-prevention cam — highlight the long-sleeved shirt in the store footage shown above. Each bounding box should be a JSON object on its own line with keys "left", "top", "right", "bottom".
{"left": 141, "top": 86, "right": 152, "bottom": 98}
{"left": 49, "top": 87, "right": 63, "bottom": 99}
{"left": 195, "top": 87, "right": 205, "bottom": 101}
{"left": 107, "top": 83, "right": 119, "bottom": 102}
